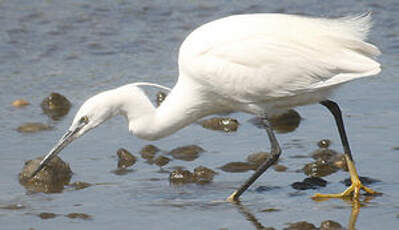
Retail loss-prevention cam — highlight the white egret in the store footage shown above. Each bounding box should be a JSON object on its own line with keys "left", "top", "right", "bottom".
{"left": 31, "top": 13, "right": 381, "bottom": 201}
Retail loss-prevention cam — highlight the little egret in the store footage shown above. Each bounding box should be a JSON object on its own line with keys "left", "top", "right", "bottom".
{"left": 31, "top": 13, "right": 381, "bottom": 201}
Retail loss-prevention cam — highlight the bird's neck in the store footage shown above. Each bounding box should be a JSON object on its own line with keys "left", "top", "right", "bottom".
{"left": 126, "top": 78, "right": 222, "bottom": 140}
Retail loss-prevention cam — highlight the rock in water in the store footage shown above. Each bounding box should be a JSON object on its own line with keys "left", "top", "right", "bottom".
{"left": 200, "top": 117, "right": 239, "bottom": 132}
{"left": 193, "top": 166, "right": 217, "bottom": 184}
{"left": 156, "top": 91, "right": 167, "bottom": 107}
{"left": 140, "top": 144, "right": 159, "bottom": 160}
{"left": 17, "top": 122, "right": 52, "bottom": 133}
{"left": 19, "top": 156, "right": 72, "bottom": 193}
{"left": 169, "top": 169, "right": 196, "bottom": 184}
{"left": 41, "top": 92, "right": 71, "bottom": 120}
{"left": 116, "top": 148, "right": 136, "bottom": 168}
{"left": 168, "top": 145, "right": 204, "bottom": 161}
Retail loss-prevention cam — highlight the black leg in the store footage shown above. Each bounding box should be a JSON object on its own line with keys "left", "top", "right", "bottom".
{"left": 313, "top": 100, "right": 377, "bottom": 199}
{"left": 320, "top": 100, "right": 353, "bottom": 161}
{"left": 227, "top": 117, "right": 281, "bottom": 201}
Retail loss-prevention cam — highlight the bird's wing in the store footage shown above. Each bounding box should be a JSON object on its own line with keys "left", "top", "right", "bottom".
{"left": 179, "top": 14, "right": 381, "bottom": 103}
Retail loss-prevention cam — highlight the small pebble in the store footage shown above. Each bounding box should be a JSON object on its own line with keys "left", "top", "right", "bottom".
{"left": 246, "top": 152, "right": 272, "bottom": 166}
{"left": 40, "top": 92, "right": 71, "bottom": 120}
{"left": 111, "top": 168, "right": 134, "bottom": 176}
{"left": 291, "top": 181, "right": 316, "bottom": 190}
{"left": 0, "top": 203, "right": 26, "bottom": 210}
{"left": 17, "top": 122, "right": 52, "bottom": 133}
{"left": 303, "top": 160, "right": 338, "bottom": 177}
{"left": 219, "top": 162, "right": 257, "bottom": 173}
{"left": 283, "top": 221, "right": 317, "bottom": 230}
{"left": 269, "top": 109, "right": 301, "bottom": 133}
{"left": 168, "top": 145, "right": 204, "bottom": 161}
{"left": 69, "top": 181, "right": 91, "bottom": 190}
{"left": 200, "top": 117, "right": 239, "bottom": 132}
{"left": 193, "top": 166, "right": 217, "bottom": 184}
{"left": 261, "top": 208, "right": 280, "bottom": 213}
{"left": 116, "top": 148, "right": 136, "bottom": 168}
{"left": 273, "top": 164, "right": 288, "bottom": 172}
{"left": 291, "top": 177, "right": 327, "bottom": 190}
{"left": 140, "top": 145, "right": 159, "bottom": 160}
{"left": 303, "top": 177, "right": 327, "bottom": 187}
{"left": 319, "top": 220, "right": 344, "bottom": 230}
{"left": 156, "top": 91, "right": 167, "bottom": 106}
{"left": 317, "top": 139, "right": 331, "bottom": 148}
{"left": 153, "top": 155, "right": 171, "bottom": 167}
{"left": 169, "top": 169, "right": 196, "bottom": 184}
{"left": 12, "top": 99, "right": 30, "bottom": 107}
{"left": 65, "top": 213, "right": 92, "bottom": 220}
{"left": 38, "top": 212, "right": 57, "bottom": 219}
{"left": 312, "top": 148, "right": 339, "bottom": 162}
{"left": 255, "top": 185, "right": 280, "bottom": 193}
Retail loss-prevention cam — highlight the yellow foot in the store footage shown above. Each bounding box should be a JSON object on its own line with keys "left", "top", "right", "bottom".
{"left": 312, "top": 181, "right": 377, "bottom": 200}
{"left": 226, "top": 191, "right": 239, "bottom": 202}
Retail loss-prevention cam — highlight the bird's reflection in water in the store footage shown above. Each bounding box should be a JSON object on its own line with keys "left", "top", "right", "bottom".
{"left": 233, "top": 200, "right": 274, "bottom": 230}
{"left": 232, "top": 196, "right": 376, "bottom": 230}
{"left": 342, "top": 196, "right": 375, "bottom": 230}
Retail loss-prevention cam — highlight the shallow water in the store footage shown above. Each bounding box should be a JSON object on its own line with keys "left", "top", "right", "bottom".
{"left": 1, "top": 0, "right": 399, "bottom": 229}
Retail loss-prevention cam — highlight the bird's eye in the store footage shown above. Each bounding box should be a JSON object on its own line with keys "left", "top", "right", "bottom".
{"left": 80, "top": 116, "right": 89, "bottom": 124}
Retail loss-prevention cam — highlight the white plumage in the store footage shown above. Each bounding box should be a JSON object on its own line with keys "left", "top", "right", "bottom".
{"left": 179, "top": 13, "right": 380, "bottom": 106}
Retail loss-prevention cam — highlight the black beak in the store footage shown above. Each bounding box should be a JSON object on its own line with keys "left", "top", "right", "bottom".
{"left": 30, "top": 125, "right": 83, "bottom": 178}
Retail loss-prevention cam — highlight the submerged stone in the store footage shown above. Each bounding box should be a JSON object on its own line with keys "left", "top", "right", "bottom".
{"left": 342, "top": 176, "right": 380, "bottom": 186}
{"left": 200, "top": 117, "right": 239, "bottom": 132}
{"left": 38, "top": 212, "right": 57, "bottom": 219}
{"left": 246, "top": 152, "right": 272, "bottom": 166}
{"left": 219, "top": 162, "right": 257, "bottom": 173}
{"left": 0, "top": 203, "right": 26, "bottom": 210}
{"left": 269, "top": 109, "right": 301, "bottom": 133}
{"left": 65, "top": 213, "right": 92, "bottom": 220}
{"left": 116, "top": 148, "right": 136, "bottom": 168}
{"left": 17, "top": 122, "right": 52, "bottom": 133}
{"left": 140, "top": 144, "right": 159, "bottom": 160}
{"left": 19, "top": 156, "right": 72, "bottom": 193}
{"left": 311, "top": 148, "right": 340, "bottom": 162}
{"left": 69, "top": 181, "right": 91, "bottom": 190}
{"left": 168, "top": 145, "right": 204, "bottom": 161}
{"left": 261, "top": 208, "right": 280, "bottom": 213}
{"left": 291, "top": 181, "right": 316, "bottom": 190}
{"left": 111, "top": 168, "right": 134, "bottom": 176}
{"left": 303, "top": 177, "right": 327, "bottom": 187}
{"left": 255, "top": 185, "right": 281, "bottom": 193}
{"left": 273, "top": 164, "right": 288, "bottom": 172}
{"left": 291, "top": 177, "right": 327, "bottom": 190}
{"left": 40, "top": 92, "right": 71, "bottom": 120}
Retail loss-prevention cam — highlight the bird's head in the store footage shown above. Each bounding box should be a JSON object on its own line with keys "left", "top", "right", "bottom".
{"left": 30, "top": 83, "right": 171, "bottom": 178}
{"left": 30, "top": 89, "right": 121, "bottom": 178}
